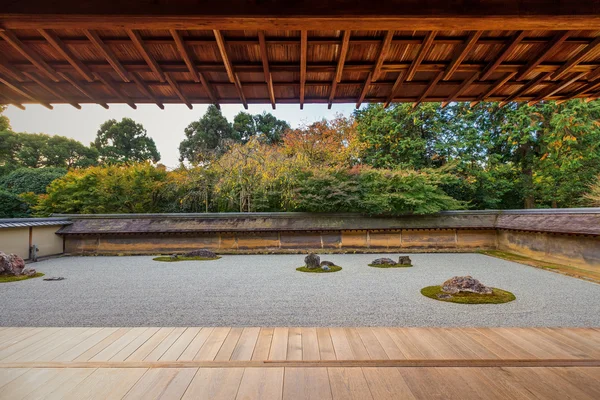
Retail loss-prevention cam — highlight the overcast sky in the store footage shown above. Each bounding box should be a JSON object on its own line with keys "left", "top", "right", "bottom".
{"left": 5, "top": 103, "right": 357, "bottom": 168}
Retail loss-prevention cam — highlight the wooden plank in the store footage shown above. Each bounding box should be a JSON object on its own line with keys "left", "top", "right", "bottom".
{"left": 53, "top": 328, "right": 120, "bottom": 362}
{"left": 328, "top": 367, "right": 374, "bottom": 400}
{"left": 57, "top": 71, "right": 109, "bottom": 108}
{"left": 27, "top": 328, "right": 103, "bottom": 362}
{"left": 20, "top": 368, "right": 94, "bottom": 400}
{"left": 442, "top": 328, "right": 499, "bottom": 359}
{"left": 231, "top": 327, "right": 261, "bottom": 361}
{"left": 0, "top": 75, "right": 53, "bottom": 109}
{"left": 181, "top": 367, "right": 244, "bottom": 400}
{"left": 370, "top": 328, "right": 405, "bottom": 360}
{"left": 406, "top": 31, "right": 436, "bottom": 81}
{"left": 499, "top": 71, "right": 551, "bottom": 106}
{"left": 362, "top": 367, "right": 416, "bottom": 400}
{"left": 329, "top": 328, "right": 353, "bottom": 360}
{"left": 442, "top": 72, "right": 479, "bottom": 107}
{"left": 316, "top": 328, "right": 336, "bottom": 361}
{"left": 236, "top": 367, "right": 284, "bottom": 400}
{"left": 38, "top": 29, "right": 94, "bottom": 82}
{"left": 328, "top": 30, "right": 351, "bottom": 108}
{"left": 61, "top": 368, "right": 147, "bottom": 400}
{"left": 356, "top": 71, "right": 373, "bottom": 108}
{"left": 0, "top": 328, "right": 52, "bottom": 352}
{"left": 384, "top": 70, "right": 406, "bottom": 107}
{"left": 84, "top": 29, "right": 130, "bottom": 82}
{"left": 481, "top": 31, "right": 527, "bottom": 80}
{"left": 159, "top": 327, "right": 203, "bottom": 361}
{"left": 0, "top": 59, "right": 26, "bottom": 82}
{"left": 477, "top": 367, "right": 538, "bottom": 400}
{"left": 502, "top": 367, "right": 595, "bottom": 400}
{"left": 126, "top": 327, "right": 175, "bottom": 362}
{"left": 386, "top": 329, "right": 425, "bottom": 359}
{"left": 471, "top": 71, "right": 516, "bottom": 106}
{"left": 213, "top": 30, "right": 236, "bottom": 83}
{"left": 214, "top": 327, "right": 244, "bottom": 361}
{"left": 127, "top": 29, "right": 166, "bottom": 82}
{"left": 516, "top": 31, "right": 571, "bottom": 81}
{"left": 0, "top": 368, "right": 64, "bottom": 399}
{"left": 252, "top": 328, "right": 274, "bottom": 361}
{"left": 553, "top": 367, "right": 600, "bottom": 399}
{"left": 22, "top": 71, "right": 81, "bottom": 109}
{"left": 552, "top": 37, "right": 600, "bottom": 80}
{"left": 0, "top": 368, "right": 30, "bottom": 388}
{"left": 287, "top": 328, "right": 303, "bottom": 361}
{"left": 145, "top": 327, "right": 186, "bottom": 362}
{"left": 269, "top": 327, "right": 289, "bottom": 361}
{"left": 74, "top": 328, "right": 131, "bottom": 361}
{"left": 356, "top": 328, "right": 388, "bottom": 360}
{"left": 283, "top": 367, "right": 332, "bottom": 400}
{"left": 233, "top": 73, "right": 248, "bottom": 109}
{"left": 413, "top": 70, "right": 444, "bottom": 107}
{"left": 90, "top": 327, "right": 150, "bottom": 362}
{"left": 0, "top": 328, "right": 67, "bottom": 361}
{"left": 300, "top": 30, "right": 307, "bottom": 109}
{"left": 123, "top": 368, "right": 197, "bottom": 400}
{"left": 170, "top": 30, "right": 200, "bottom": 82}
{"left": 528, "top": 71, "right": 588, "bottom": 105}
{"left": 258, "top": 31, "right": 276, "bottom": 109}
{"left": 179, "top": 327, "right": 214, "bottom": 361}
{"left": 110, "top": 327, "right": 160, "bottom": 362}
{"left": 474, "top": 328, "right": 537, "bottom": 359}
{"left": 130, "top": 72, "right": 164, "bottom": 109}
{"left": 443, "top": 31, "right": 482, "bottom": 80}
{"left": 371, "top": 31, "right": 394, "bottom": 82}
{"left": 95, "top": 71, "right": 137, "bottom": 109}
{"left": 194, "top": 327, "right": 230, "bottom": 361}
{"left": 0, "top": 29, "right": 59, "bottom": 82}
{"left": 301, "top": 328, "right": 320, "bottom": 361}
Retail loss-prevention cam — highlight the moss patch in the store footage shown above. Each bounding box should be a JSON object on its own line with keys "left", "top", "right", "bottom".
{"left": 0, "top": 272, "right": 45, "bottom": 283}
{"left": 368, "top": 263, "right": 412, "bottom": 268}
{"left": 420, "top": 285, "right": 516, "bottom": 304}
{"left": 153, "top": 256, "right": 221, "bottom": 262}
{"left": 296, "top": 265, "right": 342, "bottom": 273}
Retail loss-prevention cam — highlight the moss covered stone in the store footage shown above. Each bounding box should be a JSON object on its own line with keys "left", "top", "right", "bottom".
{"left": 420, "top": 285, "right": 516, "bottom": 304}
{"left": 153, "top": 256, "right": 221, "bottom": 262}
{"left": 0, "top": 272, "right": 45, "bottom": 283}
{"left": 296, "top": 265, "right": 342, "bottom": 273}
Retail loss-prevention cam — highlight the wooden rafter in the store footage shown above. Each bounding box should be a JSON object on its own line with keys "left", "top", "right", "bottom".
{"left": 443, "top": 31, "right": 482, "bottom": 80}
{"left": 355, "top": 71, "right": 373, "bottom": 109}
{"left": 528, "top": 72, "right": 588, "bottom": 105}
{"left": 39, "top": 29, "right": 94, "bottom": 82}
{"left": 22, "top": 71, "right": 81, "bottom": 109}
{"left": 94, "top": 72, "right": 136, "bottom": 109}
{"left": 57, "top": 72, "right": 109, "bottom": 109}
{"left": 164, "top": 73, "right": 192, "bottom": 109}
{"left": 0, "top": 29, "right": 59, "bottom": 82}
{"left": 233, "top": 73, "right": 248, "bottom": 110}
{"left": 300, "top": 30, "right": 307, "bottom": 109}
{"left": 480, "top": 31, "right": 527, "bottom": 80}
{"left": 556, "top": 78, "right": 600, "bottom": 102}
{"left": 470, "top": 71, "right": 517, "bottom": 107}
{"left": 413, "top": 71, "right": 444, "bottom": 108}
{"left": 500, "top": 71, "right": 552, "bottom": 106}
{"left": 0, "top": 92, "right": 25, "bottom": 110}
{"left": 258, "top": 31, "right": 276, "bottom": 109}
{"left": 170, "top": 30, "right": 200, "bottom": 83}
{"left": 551, "top": 37, "right": 600, "bottom": 81}
{"left": 0, "top": 74, "right": 53, "bottom": 109}
{"left": 384, "top": 70, "right": 406, "bottom": 108}
{"left": 130, "top": 73, "right": 164, "bottom": 109}
{"left": 0, "top": 59, "right": 26, "bottom": 82}
{"left": 328, "top": 30, "right": 351, "bottom": 108}
{"left": 371, "top": 31, "right": 394, "bottom": 81}
{"left": 442, "top": 72, "right": 479, "bottom": 107}
{"left": 516, "top": 31, "right": 571, "bottom": 81}
{"left": 214, "top": 30, "right": 246, "bottom": 106}
{"left": 406, "top": 31, "right": 437, "bottom": 81}
{"left": 127, "top": 30, "right": 166, "bottom": 82}
{"left": 85, "top": 30, "right": 131, "bottom": 82}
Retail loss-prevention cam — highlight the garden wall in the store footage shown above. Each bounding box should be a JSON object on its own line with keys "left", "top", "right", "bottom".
{"left": 0, "top": 219, "right": 70, "bottom": 260}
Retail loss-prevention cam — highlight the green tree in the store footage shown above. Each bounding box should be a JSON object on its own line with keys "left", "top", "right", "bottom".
{"left": 179, "top": 105, "right": 237, "bottom": 163}
{"left": 0, "top": 167, "right": 66, "bottom": 195}
{"left": 0, "top": 190, "right": 29, "bottom": 218}
{"left": 233, "top": 111, "right": 290, "bottom": 144}
{"left": 93, "top": 118, "right": 160, "bottom": 164}
{"left": 0, "top": 105, "right": 10, "bottom": 131}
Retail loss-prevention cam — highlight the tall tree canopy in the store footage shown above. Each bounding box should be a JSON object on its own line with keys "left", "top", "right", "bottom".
{"left": 233, "top": 111, "right": 290, "bottom": 144}
{"left": 0, "top": 105, "right": 10, "bottom": 132}
{"left": 93, "top": 118, "right": 160, "bottom": 164}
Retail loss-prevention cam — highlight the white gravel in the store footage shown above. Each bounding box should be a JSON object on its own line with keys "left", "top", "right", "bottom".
{"left": 1, "top": 253, "right": 599, "bottom": 327}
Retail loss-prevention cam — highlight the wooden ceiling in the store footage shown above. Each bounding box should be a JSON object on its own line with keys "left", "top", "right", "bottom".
{"left": 1, "top": 1, "right": 600, "bottom": 110}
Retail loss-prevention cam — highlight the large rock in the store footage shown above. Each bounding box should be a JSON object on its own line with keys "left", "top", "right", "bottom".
{"left": 441, "top": 276, "right": 493, "bottom": 295}
{"left": 304, "top": 253, "right": 321, "bottom": 269}
{"left": 184, "top": 249, "right": 217, "bottom": 258}
{"left": 398, "top": 256, "right": 412, "bottom": 265}
{"left": 371, "top": 258, "right": 397, "bottom": 266}
{"left": 0, "top": 252, "right": 27, "bottom": 276}
{"left": 320, "top": 260, "right": 335, "bottom": 267}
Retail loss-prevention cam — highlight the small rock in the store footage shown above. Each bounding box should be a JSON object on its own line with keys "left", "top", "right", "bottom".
{"left": 437, "top": 293, "right": 453, "bottom": 299}
{"left": 398, "top": 256, "right": 412, "bottom": 265}
{"left": 0, "top": 252, "right": 27, "bottom": 276}
{"left": 184, "top": 249, "right": 217, "bottom": 258}
{"left": 304, "top": 253, "right": 320, "bottom": 269}
{"left": 321, "top": 265, "right": 331, "bottom": 271}
{"left": 22, "top": 268, "right": 36, "bottom": 276}
{"left": 320, "top": 260, "right": 335, "bottom": 267}
{"left": 371, "top": 258, "right": 397, "bottom": 266}
{"left": 441, "top": 276, "right": 493, "bottom": 295}
{"left": 43, "top": 277, "right": 65, "bottom": 281}
{"left": 170, "top": 254, "right": 178, "bottom": 260}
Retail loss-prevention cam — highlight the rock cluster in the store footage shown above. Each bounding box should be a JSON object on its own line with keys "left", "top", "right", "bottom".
{"left": 370, "top": 257, "right": 397, "bottom": 266}
{"left": 184, "top": 249, "right": 218, "bottom": 258}
{"left": 0, "top": 252, "right": 36, "bottom": 276}
{"left": 398, "top": 256, "right": 412, "bottom": 265}
{"left": 441, "top": 276, "right": 493, "bottom": 295}
{"left": 304, "top": 253, "right": 320, "bottom": 269}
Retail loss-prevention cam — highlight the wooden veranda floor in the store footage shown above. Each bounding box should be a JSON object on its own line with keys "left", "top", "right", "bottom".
{"left": 0, "top": 327, "right": 599, "bottom": 399}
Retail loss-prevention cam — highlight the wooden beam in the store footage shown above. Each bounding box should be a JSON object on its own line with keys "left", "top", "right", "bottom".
{"left": 0, "top": 75, "right": 53, "bottom": 109}
{"left": 406, "top": 31, "right": 437, "bottom": 81}
{"left": 528, "top": 72, "right": 588, "bottom": 105}
{"left": 22, "top": 71, "right": 81, "bottom": 109}
{"left": 442, "top": 72, "right": 479, "bottom": 107}
{"left": 38, "top": 29, "right": 94, "bottom": 82}
{"left": 470, "top": 71, "right": 517, "bottom": 107}
{"left": 371, "top": 31, "right": 394, "bottom": 82}
{"left": 0, "top": 92, "right": 25, "bottom": 110}
{"left": 500, "top": 71, "right": 552, "bottom": 106}
{"left": 356, "top": 71, "right": 373, "bottom": 109}
{"left": 57, "top": 72, "right": 109, "bottom": 109}
{"left": 164, "top": 73, "right": 192, "bottom": 109}
{"left": 198, "top": 73, "right": 220, "bottom": 108}
{"left": 328, "top": 30, "right": 351, "bottom": 108}
{"left": 556, "top": 78, "right": 600, "bottom": 102}
{"left": 480, "top": 31, "right": 526, "bottom": 81}
{"left": 170, "top": 30, "right": 200, "bottom": 83}
{"left": 443, "top": 31, "right": 482, "bottom": 80}
{"left": 0, "top": 29, "right": 59, "bottom": 82}
{"left": 384, "top": 70, "right": 406, "bottom": 108}
{"left": 516, "top": 31, "right": 571, "bottom": 81}
{"left": 258, "top": 31, "right": 275, "bottom": 109}
{"left": 131, "top": 73, "right": 164, "bottom": 109}
{"left": 413, "top": 70, "right": 443, "bottom": 108}
{"left": 0, "top": 59, "right": 26, "bottom": 82}
{"left": 94, "top": 72, "right": 136, "bottom": 109}
{"left": 84, "top": 30, "right": 131, "bottom": 82}
{"left": 550, "top": 37, "right": 600, "bottom": 81}
{"left": 127, "top": 29, "right": 166, "bottom": 82}
{"left": 233, "top": 73, "right": 248, "bottom": 110}
{"left": 300, "top": 30, "right": 307, "bottom": 109}
{"left": 213, "top": 30, "right": 236, "bottom": 83}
